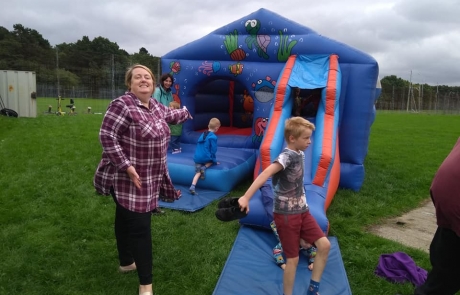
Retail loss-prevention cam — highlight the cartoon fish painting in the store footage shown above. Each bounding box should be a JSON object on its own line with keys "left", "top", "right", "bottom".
{"left": 245, "top": 19, "right": 270, "bottom": 59}
{"left": 228, "top": 62, "right": 244, "bottom": 76}
{"left": 169, "top": 61, "right": 181, "bottom": 75}
{"left": 253, "top": 117, "right": 269, "bottom": 142}
{"left": 252, "top": 76, "right": 277, "bottom": 103}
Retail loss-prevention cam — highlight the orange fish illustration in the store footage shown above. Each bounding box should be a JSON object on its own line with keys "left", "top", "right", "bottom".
{"left": 229, "top": 62, "right": 244, "bottom": 76}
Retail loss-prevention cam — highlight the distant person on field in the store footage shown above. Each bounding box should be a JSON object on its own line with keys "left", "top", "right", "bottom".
{"left": 238, "top": 117, "right": 330, "bottom": 295}
{"left": 153, "top": 73, "right": 174, "bottom": 107}
{"left": 411, "top": 138, "right": 460, "bottom": 295}
{"left": 168, "top": 101, "right": 182, "bottom": 154}
{"left": 189, "top": 118, "right": 221, "bottom": 195}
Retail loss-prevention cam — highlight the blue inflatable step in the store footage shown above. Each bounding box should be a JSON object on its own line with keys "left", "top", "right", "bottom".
{"left": 213, "top": 225, "right": 352, "bottom": 295}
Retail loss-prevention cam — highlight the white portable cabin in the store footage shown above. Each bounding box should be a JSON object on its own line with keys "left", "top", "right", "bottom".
{"left": 0, "top": 70, "right": 37, "bottom": 118}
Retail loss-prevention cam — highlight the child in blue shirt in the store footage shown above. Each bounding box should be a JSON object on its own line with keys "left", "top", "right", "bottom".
{"left": 189, "top": 118, "right": 221, "bottom": 194}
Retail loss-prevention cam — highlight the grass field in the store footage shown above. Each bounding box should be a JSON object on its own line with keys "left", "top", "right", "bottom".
{"left": 37, "top": 97, "right": 112, "bottom": 115}
{"left": 1, "top": 110, "right": 460, "bottom": 295}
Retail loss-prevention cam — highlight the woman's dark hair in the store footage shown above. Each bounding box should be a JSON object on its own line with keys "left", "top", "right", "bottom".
{"left": 160, "top": 73, "right": 174, "bottom": 92}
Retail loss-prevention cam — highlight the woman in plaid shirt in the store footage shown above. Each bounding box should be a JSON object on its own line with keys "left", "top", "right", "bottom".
{"left": 94, "top": 64, "right": 192, "bottom": 295}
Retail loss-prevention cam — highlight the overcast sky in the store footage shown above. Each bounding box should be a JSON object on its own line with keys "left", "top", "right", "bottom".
{"left": 1, "top": 0, "right": 459, "bottom": 86}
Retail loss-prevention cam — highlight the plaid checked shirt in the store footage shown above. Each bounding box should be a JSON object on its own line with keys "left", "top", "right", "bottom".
{"left": 94, "top": 92, "right": 190, "bottom": 213}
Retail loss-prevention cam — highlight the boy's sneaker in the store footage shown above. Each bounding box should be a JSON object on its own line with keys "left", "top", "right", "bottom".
{"left": 189, "top": 185, "right": 196, "bottom": 195}
{"left": 200, "top": 166, "right": 206, "bottom": 180}
{"left": 172, "top": 149, "right": 181, "bottom": 154}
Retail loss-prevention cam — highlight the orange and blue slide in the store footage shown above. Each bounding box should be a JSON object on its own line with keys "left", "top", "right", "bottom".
{"left": 239, "top": 54, "right": 342, "bottom": 234}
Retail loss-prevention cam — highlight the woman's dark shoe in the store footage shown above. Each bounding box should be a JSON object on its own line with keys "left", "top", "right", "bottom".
{"left": 151, "top": 208, "right": 165, "bottom": 214}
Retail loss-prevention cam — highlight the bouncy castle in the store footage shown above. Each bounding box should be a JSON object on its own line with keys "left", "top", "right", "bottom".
{"left": 160, "top": 8, "right": 380, "bottom": 231}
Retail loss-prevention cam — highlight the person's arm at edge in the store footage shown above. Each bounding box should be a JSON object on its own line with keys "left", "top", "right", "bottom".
{"left": 238, "top": 162, "right": 283, "bottom": 213}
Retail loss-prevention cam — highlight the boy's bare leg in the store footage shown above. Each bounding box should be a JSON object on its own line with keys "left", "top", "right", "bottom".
{"left": 310, "top": 236, "right": 330, "bottom": 282}
{"left": 191, "top": 172, "right": 201, "bottom": 185}
{"left": 189, "top": 172, "right": 201, "bottom": 194}
{"left": 283, "top": 256, "right": 299, "bottom": 295}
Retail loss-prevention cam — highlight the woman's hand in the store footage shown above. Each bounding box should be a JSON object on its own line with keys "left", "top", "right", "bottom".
{"left": 126, "top": 166, "right": 141, "bottom": 189}
{"left": 183, "top": 106, "right": 193, "bottom": 119}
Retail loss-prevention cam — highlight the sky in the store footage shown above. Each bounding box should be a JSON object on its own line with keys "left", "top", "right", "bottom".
{"left": 1, "top": 0, "right": 460, "bottom": 86}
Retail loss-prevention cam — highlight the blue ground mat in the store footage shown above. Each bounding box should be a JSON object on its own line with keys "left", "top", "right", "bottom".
{"left": 213, "top": 226, "right": 352, "bottom": 295}
{"left": 158, "top": 184, "right": 228, "bottom": 212}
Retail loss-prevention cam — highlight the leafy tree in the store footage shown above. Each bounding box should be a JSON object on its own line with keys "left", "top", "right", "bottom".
{"left": 131, "top": 47, "right": 160, "bottom": 77}
{"left": 381, "top": 75, "right": 409, "bottom": 88}
{"left": 55, "top": 36, "right": 130, "bottom": 96}
{"left": 2, "top": 23, "right": 453, "bottom": 102}
{"left": 0, "top": 24, "right": 54, "bottom": 82}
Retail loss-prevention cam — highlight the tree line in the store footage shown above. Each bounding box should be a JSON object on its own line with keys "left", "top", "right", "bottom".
{"left": 0, "top": 24, "right": 160, "bottom": 96}
{"left": 379, "top": 75, "right": 460, "bottom": 112}
{"left": 1, "top": 24, "right": 459, "bottom": 101}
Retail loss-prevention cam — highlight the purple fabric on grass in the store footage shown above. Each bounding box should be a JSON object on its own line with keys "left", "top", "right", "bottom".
{"left": 375, "top": 252, "right": 427, "bottom": 287}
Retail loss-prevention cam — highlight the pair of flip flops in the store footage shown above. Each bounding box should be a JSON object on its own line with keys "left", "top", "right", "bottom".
{"left": 215, "top": 197, "right": 247, "bottom": 222}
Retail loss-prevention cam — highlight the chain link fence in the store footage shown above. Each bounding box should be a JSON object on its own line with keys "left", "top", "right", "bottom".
{"left": 35, "top": 53, "right": 161, "bottom": 115}
{"left": 33, "top": 52, "right": 460, "bottom": 115}
{"left": 376, "top": 85, "right": 460, "bottom": 114}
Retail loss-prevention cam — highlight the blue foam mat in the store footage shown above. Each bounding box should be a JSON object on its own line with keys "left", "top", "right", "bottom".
{"left": 158, "top": 184, "right": 228, "bottom": 212}
{"left": 213, "top": 226, "right": 352, "bottom": 295}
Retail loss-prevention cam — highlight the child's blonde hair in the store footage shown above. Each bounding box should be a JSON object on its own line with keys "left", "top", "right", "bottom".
{"left": 284, "top": 117, "right": 315, "bottom": 142}
{"left": 169, "top": 101, "right": 180, "bottom": 109}
{"left": 209, "top": 118, "right": 221, "bottom": 130}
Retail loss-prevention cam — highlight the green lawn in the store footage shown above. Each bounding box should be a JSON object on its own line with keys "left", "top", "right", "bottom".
{"left": 1, "top": 111, "right": 459, "bottom": 295}
{"left": 36, "top": 97, "right": 112, "bottom": 115}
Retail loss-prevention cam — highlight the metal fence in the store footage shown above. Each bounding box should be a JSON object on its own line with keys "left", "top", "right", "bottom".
{"left": 33, "top": 54, "right": 460, "bottom": 115}
{"left": 376, "top": 86, "right": 460, "bottom": 114}
{"left": 33, "top": 54, "right": 162, "bottom": 114}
